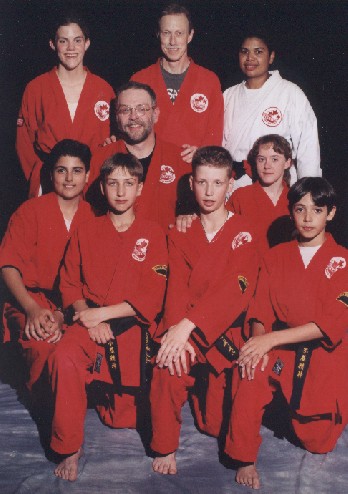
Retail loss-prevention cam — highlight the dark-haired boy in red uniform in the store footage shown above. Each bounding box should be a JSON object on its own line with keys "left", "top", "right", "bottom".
{"left": 227, "top": 177, "right": 348, "bottom": 490}
{"left": 0, "top": 139, "right": 93, "bottom": 391}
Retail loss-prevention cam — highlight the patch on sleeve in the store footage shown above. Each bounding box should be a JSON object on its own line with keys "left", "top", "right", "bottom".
{"left": 232, "top": 231, "right": 252, "bottom": 250}
{"left": 17, "top": 117, "right": 24, "bottom": 127}
{"left": 325, "top": 257, "right": 346, "bottom": 279}
{"left": 337, "top": 292, "right": 348, "bottom": 308}
{"left": 132, "top": 238, "right": 149, "bottom": 262}
{"left": 152, "top": 264, "right": 168, "bottom": 277}
{"left": 238, "top": 275, "right": 248, "bottom": 293}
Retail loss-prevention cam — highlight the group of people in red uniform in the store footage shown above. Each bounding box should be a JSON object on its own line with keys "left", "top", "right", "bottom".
{"left": 1, "top": 2, "right": 347, "bottom": 490}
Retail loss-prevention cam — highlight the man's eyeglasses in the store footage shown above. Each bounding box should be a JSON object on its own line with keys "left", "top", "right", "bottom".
{"left": 116, "top": 104, "right": 155, "bottom": 116}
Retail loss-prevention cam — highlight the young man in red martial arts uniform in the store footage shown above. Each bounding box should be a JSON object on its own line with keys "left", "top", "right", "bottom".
{"left": 226, "top": 177, "right": 348, "bottom": 489}
{"left": 227, "top": 134, "right": 293, "bottom": 255}
{"left": 87, "top": 81, "right": 191, "bottom": 231}
{"left": 0, "top": 139, "right": 92, "bottom": 393}
{"left": 16, "top": 12, "right": 114, "bottom": 197}
{"left": 150, "top": 146, "right": 260, "bottom": 475}
{"left": 130, "top": 3, "right": 224, "bottom": 164}
{"left": 49, "top": 153, "right": 167, "bottom": 481}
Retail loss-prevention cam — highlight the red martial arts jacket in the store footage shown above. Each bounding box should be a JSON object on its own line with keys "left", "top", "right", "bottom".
{"left": 159, "top": 214, "right": 260, "bottom": 373}
{"left": 131, "top": 59, "right": 223, "bottom": 148}
{"left": 16, "top": 68, "right": 115, "bottom": 196}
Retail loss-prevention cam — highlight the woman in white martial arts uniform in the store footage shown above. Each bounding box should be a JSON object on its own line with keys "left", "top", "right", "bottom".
{"left": 223, "top": 33, "right": 321, "bottom": 191}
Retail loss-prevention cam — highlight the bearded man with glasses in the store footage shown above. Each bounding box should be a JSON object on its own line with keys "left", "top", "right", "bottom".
{"left": 88, "top": 81, "right": 192, "bottom": 232}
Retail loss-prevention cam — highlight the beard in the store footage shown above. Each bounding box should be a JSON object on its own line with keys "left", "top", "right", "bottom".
{"left": 118, "top": 120, "right": 152, "bottom": 145}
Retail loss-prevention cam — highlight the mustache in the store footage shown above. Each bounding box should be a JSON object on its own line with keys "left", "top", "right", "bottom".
{"left": 125, "top": 119, "right": 145, "bottom": 128}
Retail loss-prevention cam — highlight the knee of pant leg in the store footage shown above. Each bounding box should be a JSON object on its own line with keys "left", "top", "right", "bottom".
{"left": 47, "top": 340, "right": 78, "bottom": 373}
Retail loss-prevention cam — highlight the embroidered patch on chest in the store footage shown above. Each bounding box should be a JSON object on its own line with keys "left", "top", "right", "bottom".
{"left": 94, "top": 100, "right": 110, "bottom": 121}
{"left": 159, "top": 165, "right": 176, "bottom": 184}
{"left": 190, "top": 93, "right": 208, "bottom": 113}
{"left": 231, "top": 231, "right": 252, "bottom": 250}
{"left": 337, "top": 292, "right": 348, "bottom": 307}
{"left": 132, "top": 238, "right": 149, "bottom": 262}
{"left": 262, "top": 107, "right": 283, "bottom": 127}
{"left": 325, "top": 257, "right": 346, "bottom": 279}
{"left": 17, "top": 117, "right": 24, "bottom": 127}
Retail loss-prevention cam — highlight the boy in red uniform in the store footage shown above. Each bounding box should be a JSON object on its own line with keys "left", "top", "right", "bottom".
{"left": 0, "top": 139, "right": 92, "bottom": 392}
{"left": 227, "top": 177, "right": 348, "bottom": 489}
{"left": 227, "top": 134, "right": 293, "bottom": 254}
{"left": 16, "top": 12, "right": 114, "bottom": 197}
{"left": 49, "top": 153, "right": 167, "bottom": 481}
{"left": 150, "top": 146, "right": 259, "bottom": 475}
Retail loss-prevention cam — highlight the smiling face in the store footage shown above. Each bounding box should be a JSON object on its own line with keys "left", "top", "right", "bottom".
{"left": 52, "top": 155, "right": 89, "bottom": 200}
{"left": 101, "top": 167, "right": 143, "bottom": 215}
{"left": 190, "top": 165, "right": 233, "bottom": 215}
{"left": 239, "top": 37, "right": 275, "bottom": 87}
{"left": 50, "top": 23, "right": 90, "bottom": 71}
{"left": 292, "top": 193, "right": 336, "bottom": 246}
{"left": 256, "top": 143, "right": 291, "bottom": 187}
{"left": 159, "top": 14, "right": 194, "bottom": 63}
{"left": 116, "top": 89, "right": 159, "bottom": 145}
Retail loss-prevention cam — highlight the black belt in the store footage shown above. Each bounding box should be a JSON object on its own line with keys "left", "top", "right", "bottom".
{"left": 72, "top": 300, "right": 158, "bottom": 395}
{"left": 290, "top": 343, "right": 316, "bottom": 410}
{"left": 105, "top": 316, "right": 157, "bottom": 396}
{"left": 192, "top": 312, "right": 245, "bottom": 364}
{"left": 272, "top": 320, "right": 315, "bottom": 411}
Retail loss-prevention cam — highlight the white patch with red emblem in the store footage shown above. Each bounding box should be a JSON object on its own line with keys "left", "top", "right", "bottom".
{"left": 17, "top": 117, "right": 24, "bottom": 127}
{"left": 159, "top": 165, "right": 176, "bottom": 184}
{"left": 325, "top": 257, "right": 346, "bottom": 279}
{"left": 132, "top": 238, "right": 149, "bottom": 262}
{"left": 94, "top": 101, "right": 110, "bottom": 121}
{"left": 262, "top": 107, "right": 283, "bottom": 127}
{"left": 232, "top": 231, "right": 252, "bottom": 250}
{"left": 190, "top": 93, "right": 208, "bottom": 113}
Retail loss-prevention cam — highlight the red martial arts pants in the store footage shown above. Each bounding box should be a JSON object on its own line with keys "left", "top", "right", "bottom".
{"left": 225, "top": 348, "right": 348, "bottom": 463}
{"left": 150, "top": 361, "right": 232, "bottom": 455}
{"left": 48, "top": 325, "right": 137, "bottom": 455}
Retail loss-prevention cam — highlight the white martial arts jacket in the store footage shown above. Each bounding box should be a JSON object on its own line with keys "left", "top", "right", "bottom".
{"left": 223, "top": 70, "right": 321, "bottom": 184}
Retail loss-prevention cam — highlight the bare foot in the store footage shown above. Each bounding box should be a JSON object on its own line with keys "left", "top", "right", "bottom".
{"left": 152, "top": 452, "right": 177, "bottom": 475}
{"left": 235, "top": 464, "right": 260, "bottom": 489}
{"left": 54, "top": 448, "right": 83, "bottom": 481}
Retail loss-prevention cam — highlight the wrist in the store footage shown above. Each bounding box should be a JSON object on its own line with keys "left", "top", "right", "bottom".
{"left": 53, "top": 309, "right": 64, "bottom": 322}
{"left": 268, "top": 331, "right": 278, "bottom": 349}
{"left": 101, "top": 306, "right": 111, "bottom": 321}
{"left": 181, "top": 318, "right": 195, "bottom": 335}
{"left": 23, "top": 298, "right": 40, "bottom": 314}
